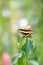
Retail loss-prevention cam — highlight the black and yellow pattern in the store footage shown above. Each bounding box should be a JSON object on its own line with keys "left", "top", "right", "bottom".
{"left": 18, "top": 29, "right": 35, "bottom": 37}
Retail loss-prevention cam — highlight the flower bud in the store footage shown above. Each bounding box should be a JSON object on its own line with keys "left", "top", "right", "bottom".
{"left": 26, "top": 26, "right": 32, "bottom": 31}
{"left": 2, "top": 52, "right": 11, "bottom": 65}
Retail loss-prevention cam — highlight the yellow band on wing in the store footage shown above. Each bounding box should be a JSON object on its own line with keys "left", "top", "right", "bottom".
{"left": 18, "top": 29, "right": 34, "bottom": 34}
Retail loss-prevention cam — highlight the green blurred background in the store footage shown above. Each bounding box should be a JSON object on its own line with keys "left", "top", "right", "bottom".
{"left": 0, "top": 0, "right": 43, "bottom": 65}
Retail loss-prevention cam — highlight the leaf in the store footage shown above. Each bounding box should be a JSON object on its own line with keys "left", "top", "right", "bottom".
{"left": 33, "top": 47, "right": 38, "bottom": 61}
{"left": 17, "top": 52, "right": 28, "bottom": 65}
{"left": 18, "top": 36, "right": 25, "bottom": 43}
{"left": 28, "top": 60, "right": 39, "bottom": 65}
{"left": 18, "top": 36, "right": 25, "bottom": 49}
{"left": 21, "top": 37, "right": 38, "bottom": 61}
{"left": 11, "top": 51, "right": 23, "bottom": 65}
{"left": 21, "top": 37, "right": 34, "bottom": 57}
{"left": 28, "top": 47, "right": 38, "bottom": 61}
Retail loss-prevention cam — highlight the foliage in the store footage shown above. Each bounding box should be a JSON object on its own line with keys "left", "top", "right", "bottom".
{"left": 11, "top": 36, "right": 39, "bottom": 65}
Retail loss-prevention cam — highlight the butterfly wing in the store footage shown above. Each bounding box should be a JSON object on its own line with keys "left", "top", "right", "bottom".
{"left": 18, "top": 29, "right": 35, "bottom": 36}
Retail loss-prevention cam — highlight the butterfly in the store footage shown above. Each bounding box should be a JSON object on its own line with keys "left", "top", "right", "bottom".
{"left": 18, "top": 29, "right": 35, "bottom": 37}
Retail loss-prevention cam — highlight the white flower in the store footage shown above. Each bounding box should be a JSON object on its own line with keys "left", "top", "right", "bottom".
{"left": 2, "top": 9, "right": 11, "bottom": 18}
{"left": 18, "top": 18, "right": 28, "bottom": 29}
